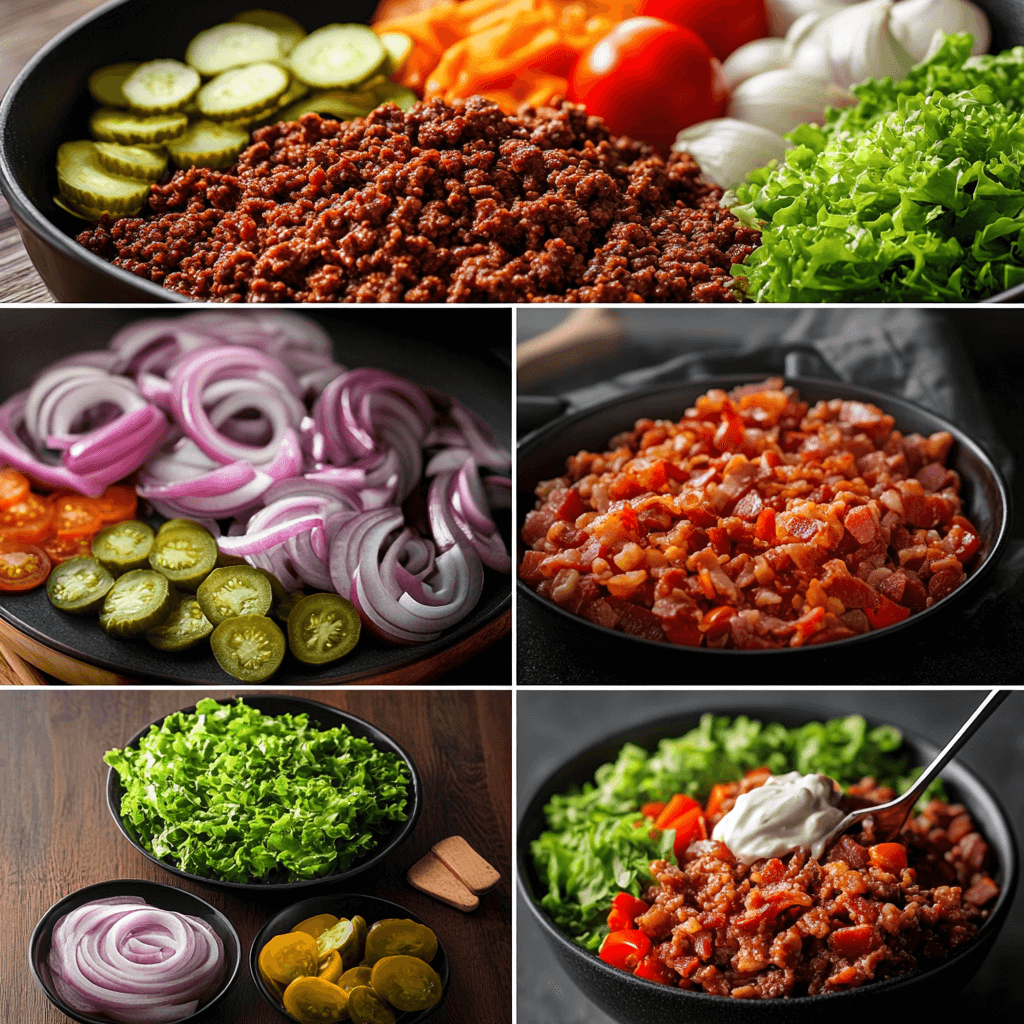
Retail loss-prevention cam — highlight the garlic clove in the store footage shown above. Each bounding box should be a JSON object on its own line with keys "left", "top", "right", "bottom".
{"left": 672, "top": 118, "right": 789, "bottom": 190}
{"left": 727, "top": 68, "right": 856, "bottom": 137}
{"left": 765, "top": 0, "right": 853, "bottom": 38}
{"left": 722, "top": 37, "right": 791, "bottom": 89}
{"left": 889, "top": 0, "right": 990, "bottom": 60}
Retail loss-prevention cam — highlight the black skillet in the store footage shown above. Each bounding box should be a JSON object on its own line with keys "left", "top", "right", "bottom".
{"left": 516, "top": 369, "right": 1011, "bottom": 673}
{"left": 0, "top": 308, "right": 512, "bottom": 685}
{"left": 2, "top": 0, "right": 1024, "bottom": 303}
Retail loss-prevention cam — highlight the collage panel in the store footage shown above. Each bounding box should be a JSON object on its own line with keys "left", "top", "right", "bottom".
{"left": 516, "top": 307, "right": 1024, "bottom": 683}
{"left": 516, "top": 688, "right": 1023, "bottom": 1019}
{"left": 0, "top": 687, "right": 511, "bottom": 1023}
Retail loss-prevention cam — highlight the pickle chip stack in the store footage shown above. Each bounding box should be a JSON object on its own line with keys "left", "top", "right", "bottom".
{"left": 55, "top": 9, "right": 417, "bottom": 221}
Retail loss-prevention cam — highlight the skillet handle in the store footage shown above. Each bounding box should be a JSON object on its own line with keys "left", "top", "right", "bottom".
{"left": 784, "top": 346, "right": 842, "bottom": 382}
{"left": 518, "top": 395, "right": 568, "bottom": 437}
{"left": 516, "top": 309, "right": 624, "bottom": 387}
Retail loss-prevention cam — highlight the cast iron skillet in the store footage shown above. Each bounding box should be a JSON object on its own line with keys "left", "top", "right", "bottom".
{"left": 517, "top": 374, "right": 1011, "bottom": 657}
{"left": 0, "top": 308, "right": 511, "bottom": 684}
{"left": 2, "top": 0, "right": 1024, "bottom": 303}
{"left": 517, "top": 704, "right": 1019, "bottom": 1024}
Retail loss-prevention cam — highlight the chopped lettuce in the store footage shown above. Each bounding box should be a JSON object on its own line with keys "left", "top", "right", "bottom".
{"left": 732, "top": 35, "right": 1024, "bottom": 302}
{"left": 531, "top": 713, "right": 941, "bottom": 949}
{"left": 105, "top": 697, "right": 410, "bottom": 883}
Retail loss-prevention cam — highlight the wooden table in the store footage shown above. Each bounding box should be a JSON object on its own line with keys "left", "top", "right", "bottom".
{"left": 0, "top": 688, "right": 512, "bottom": 1022}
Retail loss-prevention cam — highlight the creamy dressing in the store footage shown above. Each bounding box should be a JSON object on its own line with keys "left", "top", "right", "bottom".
{"left": 711, "top": 771, "right": 844, "bottom": 863}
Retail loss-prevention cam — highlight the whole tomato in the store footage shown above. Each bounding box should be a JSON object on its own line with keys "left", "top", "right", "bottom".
{"left": 636, "top": 0, "right": 769, "bottom": 60}
{"left": 569, "top": 18, "right": 728, "bottom": 155}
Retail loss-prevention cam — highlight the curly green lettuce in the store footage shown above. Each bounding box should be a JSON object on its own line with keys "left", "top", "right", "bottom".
{"left": 531, "top": 713, "right": 941, "bottom": 950}
{"left": 731, "top": 35, "right": 1024, "bottom": 302}
{"left": 105, "top": 698, "right": 410, "bottom": 883}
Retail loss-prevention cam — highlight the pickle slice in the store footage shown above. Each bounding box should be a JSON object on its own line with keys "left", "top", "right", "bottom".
{"left": 277, "top": 91, "right": 373, "bottom": 124}
{"left": 90, "top": 107, "right": 189, "bottom": 145}
{"left": 233, "top": 9, "right": 306, "bottom": 54}
{"left": 165, "top": 120, "right": 249, "bottom": 169}
{"left": 47, "top": 557, "right": 115, "bottom": 614}
{"left": 380, "top": 32, "right": 413, "bottom": 77}
{"left": 146, "top": 595, "right": 214, "bottom": 651}
{"left": 91, "top": 519, "right": 156, "bottom": 575}
{"left": 373, "top": 82, "right": 418, "bottom": 113}
{"left": 288, "top": 24, "right": 386, "bottom": 89}
{"left": 53, "top": 194, "right": 114, "bottom": 221}
{"left": 210, "top": 614, "right": 285, "bottom": 682}
{"left": 100, "top": 569, "right": 174, "bottom": 637}
{"left": 121, "top": 59, "right": 201, "bottom": 113}
{"left": 88, "top": 62, "right": 141, "bottom": 107}
{"left": 186, "top": 22, "right": 284, "bottom": 77}
{"left": 197, "top": 61, "right": 289, "bottom": 119}
{"left": 57, "top": 141, "right": 152, "bottom": 215}
{"left": 94, "top": 142, "right": 168, "bottom": 182}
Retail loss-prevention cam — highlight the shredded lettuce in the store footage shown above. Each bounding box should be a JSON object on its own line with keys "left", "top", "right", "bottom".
{"left": 732, "top": 35, "right": 1024, "bottom": 302}
{"left": 531, "top": 713, "right": 941, "bottom": 949}
{"left": 105, "top": 697, "right": 410, "bottom": 883}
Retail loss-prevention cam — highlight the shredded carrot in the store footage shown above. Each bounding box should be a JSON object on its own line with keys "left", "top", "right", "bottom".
{"left": 373, "top": 0, "right": 638, "bottom": 111}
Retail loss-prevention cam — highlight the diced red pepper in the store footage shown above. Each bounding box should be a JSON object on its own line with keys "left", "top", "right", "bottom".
{"left": 704, "top": 783, "right": 732, "bottom": 818}
{"left": 671, "top": 806, "right": 707, "bottom": 862}
{"left": 607, "top": 892, "right": 649, "bottom": 931}
{"left": 641, "top": 802, "right": 666, "bottom": 820}
{"left": 829, "top": 924, "right": 878, "bottom": 959}
{"left": 950, "top": 514, "right": 981, "bottom": 563}
{"left": 599, "top": 929, "right": 652, "bottom": 971}
{"left": 868, "top": 843, "right": 907, "bottom": 873}
{"left": 633, "top": 955, "right": 677, "bottom": 986}
{"left": 744, "top": 766, "right": 772, "bottom": 785}
{"left": 864, "top": 593, "right": 912, "bottom": 630}
{"left": 654, "top": 793, "right": 701, "bottom": 830}
{"left": 753, "top": 507, "right": 776, "bottom": 542}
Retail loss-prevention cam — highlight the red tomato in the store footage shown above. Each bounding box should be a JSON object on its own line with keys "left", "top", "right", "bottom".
{"left": 635, "top": 0, "right": 769, "bottom": 60}
{"left": 599, "top": 929, "right": 652, "bottom": 971}
{"left": 607, "top": 892, "right": 649, "bottom": 930}
{"left": 0, "top": 493, "right": 54, "bottom": 544}
{"left": 0, "top": 542, "right": 51, "bottom": 592}
{"left": 0, "top": 468, "right": 30, "bottom": 511}
{"left": 569, "top": 18, "right": 728, "bottom": 155}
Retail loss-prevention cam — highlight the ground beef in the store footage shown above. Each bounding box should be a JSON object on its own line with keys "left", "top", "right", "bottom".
{"left": 76, "top": 97, "right": 759, "bottom": 303}
{"left": 630, "top": 778, "right": 998, "bottom": 998}
{"left": 519, "top": 379, "right": 983, "bottom": 649}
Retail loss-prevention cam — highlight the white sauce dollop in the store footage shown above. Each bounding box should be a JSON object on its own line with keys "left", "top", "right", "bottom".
{"left": 711, "top": 771, "right": 845, "bottom": 863}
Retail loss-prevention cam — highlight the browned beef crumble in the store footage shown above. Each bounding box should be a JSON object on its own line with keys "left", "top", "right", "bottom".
{"left": 77, "top": 97, "right": 760, "bottom": 303}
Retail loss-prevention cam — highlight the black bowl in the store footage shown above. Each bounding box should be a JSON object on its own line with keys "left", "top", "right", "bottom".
{"left": 29, "top": 877, "right": 242, "bottom": 1024}
{"left": 2, "top": 0, "right": 1024, "bottom": 302}
{"left": 517, "top": 707, "right": 1019, "bottom": 1024}
{"left": 517, "top": 374, "right": 1011, "bottom": 656}
{"left": 106, "top": 694, "right": 423, "bottom": 893}
{"left": 250, "top": 893, "right": 450, "bottom": 1023}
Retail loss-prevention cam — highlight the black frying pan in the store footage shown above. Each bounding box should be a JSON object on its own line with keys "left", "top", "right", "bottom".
{"left": 517, "top": 372, "right": 1011, "bottom": 669}
{"left": 0, "top": 308, "right": 511, "bottom": 684}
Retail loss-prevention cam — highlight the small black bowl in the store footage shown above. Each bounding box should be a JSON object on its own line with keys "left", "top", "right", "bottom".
{"left": 250, "top": 893, "right": 450, "bottom": 1023}
{"left": 517, "top": 707, "right": 1019, "bottom": 1024}
{"left": 29, "top": 877, "right": 242, "bottom": 1024}
{"left": 106, "top": 694, "right": 423, "bottom": 893}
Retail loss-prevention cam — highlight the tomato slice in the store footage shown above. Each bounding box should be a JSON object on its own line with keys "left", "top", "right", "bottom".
{"left": 93, "top": 484, "right": 139, "bottom": 524}
{"left": 0, "top": 493, "right": 54, "bottom": 543}
{"left": 0, "top": 541, "right": 52, "bottom": 591}
{"left": 607, "top": 892, "right": 649, "bottom": 930}
{"left": 0, "top": 468, "right": 30, "bottom": 510}
{"left": 599, "top": 929, "right": 652, "bottom": 971}
{"left": 40, "top": 534, "right": 94, "bottom": 565}
{"left": 50, "top": 494, "right": 102, "bottom": 539}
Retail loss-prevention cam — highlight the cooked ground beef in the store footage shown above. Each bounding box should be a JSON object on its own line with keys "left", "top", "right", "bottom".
{"left": 77, "top": 97, "right": 759, "bottom": 302}
{"left": 632, "top": 777, "right": 997, "bottom": 997}
{"left": 520, "top": 378, "right": 983, "bottom": 649}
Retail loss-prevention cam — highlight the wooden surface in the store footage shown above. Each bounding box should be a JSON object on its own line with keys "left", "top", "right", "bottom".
{"left": 1, "top": 0, "right": 112, "bottom": 303}
{"left": 0, "top": 688, "right": 512, "bottom": 1023}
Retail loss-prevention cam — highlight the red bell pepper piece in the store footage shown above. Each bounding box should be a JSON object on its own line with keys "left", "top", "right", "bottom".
{"left": 864, "top": 593, "right": 911, "bottom": 630}
{"left": 607, "top": 892, "right": 649, "bottom": 931}
{"left": 654, "top": 793, "right": 701, "bottom": 830}
{"left": 704, "top": 782, "right": 732, "bottom": 818}
{"left": 599, "top": 929, "right": 652, "bottom": 971}
{"left": 633, "top": 955, "right": 677, "bottom": 986}
{"left": 671, "top": 806, "right": 707, "bottom": 862}
{"left": 640, "top": 802, "right": 666, "bottom": 820}
{"left": 868, "top": 842, "right": 907, "bottom": 873}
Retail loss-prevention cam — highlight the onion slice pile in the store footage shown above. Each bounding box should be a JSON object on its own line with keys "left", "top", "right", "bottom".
{"left": 47, "top": 896, "right": 225, "bottom": 1023}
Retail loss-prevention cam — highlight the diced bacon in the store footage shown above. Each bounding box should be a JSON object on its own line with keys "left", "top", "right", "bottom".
{"left": 915, "top": 462, "right": 952, "bottom": 493}
{"left": 878, "top": 569, "right": 928, "bottom": 612}
{"left": 522, "top": 507, "right": 556, "bottom": 546}
{"left": 689, "top": 548, "right": 742, "bottom": 604}
{"left": 844, "top": 504, "right": 877, "bottom": 545}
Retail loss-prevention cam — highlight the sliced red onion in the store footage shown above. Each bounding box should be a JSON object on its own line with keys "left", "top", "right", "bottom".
{"left": 63, "top": 405, "right": 168, "bottom": 475}
{"left": 47, "top": 897, "right": 225, "bottom": 1024}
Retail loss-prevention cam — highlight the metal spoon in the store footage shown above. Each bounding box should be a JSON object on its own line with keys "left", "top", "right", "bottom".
{"left": 819, "top": 690, "right": 1011, "bottom": 851}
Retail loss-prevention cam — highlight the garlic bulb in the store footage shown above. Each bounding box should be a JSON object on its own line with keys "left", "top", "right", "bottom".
{"left": 727, "top": 68, "right": 856, "bottom": 137}
{"left": 890, "top": 0, "right": 990, "bottom": 59}
{"left": 672, "top": 118, "right": 789, "bottom": 190}
{"left": 765, "top": 0, "right": 851, "bottom": 37}
{"left": 788, "top": 0, "right": 917, "bottom": 88}
{"left": 722, "top": 38, "right": 790, "bottom": 89}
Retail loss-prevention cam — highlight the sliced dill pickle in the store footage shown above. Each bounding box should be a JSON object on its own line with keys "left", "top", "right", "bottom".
{"left": 90, "top": 107, "right": 189, "bottom": 145}
{"left": 185, "top": 22, "right": 284, "bottom": 77}
{"left": 210, "top": 614, "right": 285, "bottom": 682}
{"left": 94, "top": 142, "right": 167, "bottom": 181}
{"left": 370, "top": 955, "right": 442, "bottom": 1012}
{"left": 347, "top": 986, "right": 395, "bottom": 1024}
{"left": 47, "top": 557, "right": 115, "bottom": 614}
{"left": 197, "top": 565, "right": 273, "bottom": 625}
{"left": 91, "top": 520, "right": 155, "bottom": 575}
{"left": 338, "top": 966, "right": 372, "bottom": 994}
{"left": 56, "top": 142, "right": 152, "bottom": 215}
{"left": 233, "top": 9, "right": 306, "bottom": 54}
{"left": 287, "top": 593, "right": 360, "bottom": 665}
{"left": 100, "top": 569, "right": 173, "bottom": 637}
{"left": 277, "top": 91, "right": 372, "bottom": 123}
{"left": 121, "top": 59, "right": 200, "bottom": 113}
{"left": 272, "top": 588, "right": 305, "bottom": 624}
{"left": 288, "top": 24, "right": 386, "bottom": 89}
{"left": 146, "top": 595, "right": 213, "bottom": 651}
{"left": 53, "top": 194, "right": 115, "bottom": 221}
{"left": 165, "top": 120, "right": 249, "bottom": 169}
{"left": 373, "top": 82, "right": 418, "bottom": 113}
{"left": 380, "top": 32, "right": 413, "bottom": 77}
{"left": 148, "top": 521, "right": 218, "bottom": 590}
{"left": 197, "top": 61, "right": 289, "bottom": 119}
{"left": 88, "top": 62, "right": 140, "bottom": 107}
